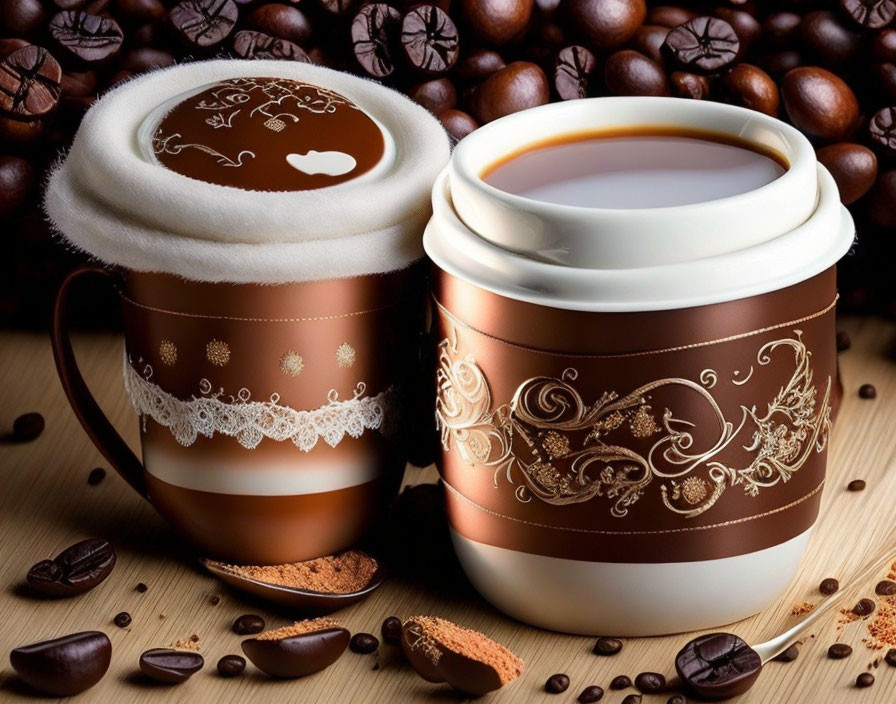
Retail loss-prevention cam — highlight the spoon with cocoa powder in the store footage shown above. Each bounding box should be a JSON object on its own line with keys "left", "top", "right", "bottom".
{"left": 200, "top": 550, "right": 385, "bottom": 612}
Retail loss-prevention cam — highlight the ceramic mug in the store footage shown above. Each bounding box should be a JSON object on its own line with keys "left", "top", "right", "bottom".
{"left": 425, "top": 97, "right": 854, "bottom": 635}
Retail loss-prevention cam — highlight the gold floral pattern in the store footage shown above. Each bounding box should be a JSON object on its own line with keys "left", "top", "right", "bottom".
{"left": 336, "top": 342, "right": 356, "bottom": 368}
{"left": 435, "top": 326, "right": 832, "bottom": 519}
{"left": 279, "top": 350, "right": 305, "bottom": 377}
{"left": 206, "top": 339, "right": 231, "bottom": 367}
{"left": 158, "top": 340, "right": 177, "bottom": 366}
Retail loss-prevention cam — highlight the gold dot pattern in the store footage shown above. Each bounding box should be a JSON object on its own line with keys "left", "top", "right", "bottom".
{"left": 158, "top": 340, "right": 177, "bottom": 366}
{"left": 336, "top": 342, "right": 356, "bottom": 368}
{"left": 206, "top": 339, "right": 231, "bottom": 367}
{"left": 279, "top": 350, "right": 305, "bottom": 377}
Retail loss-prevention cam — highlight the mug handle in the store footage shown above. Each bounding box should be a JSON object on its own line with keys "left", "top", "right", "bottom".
{"left": 51, "top": 266, "right": 148, "bottom": 498}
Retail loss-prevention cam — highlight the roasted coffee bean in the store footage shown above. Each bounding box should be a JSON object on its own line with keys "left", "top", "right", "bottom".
{"left": 662, "top": 17, "right": 739, "bottom": 75}
{"left": 762, "top": 12, "right": 801, "bottom": 45}
{"left": 1, "top": 0, "right": 46, "bottom": 37}
{"left": 714, "top": 8, "right": 760, "bottom": 54}
{"left": 798, "top": 11, "right": 862, "bottom": 68}
{"left": 869, "top": 170, "right": 896, "bottom": 227}
{"left": 828, "top": 643, "right": 853, "bottom": 659}
{"left": 50, "top": 11, "right": 124, "bottom": 63}
{"left": 61, "top": 70, "right": 97, "bottom": 98}
{"left": 456, "top": 50, "right": 505, "bottom": 84}
{"left": 886, "top": 648, "right": 896, "bottom": 667}
{"left": 349, "top": 632, "right": 379, "bottom": 654}
{"left": 670, "top": 71, "right": 709, "bottom": 99}
{"left": 566, "top": 0, "right": 646, "bottom": 50}
{"left": 554, "top": 45, "right": 596, "bottom": 100}
{"left": 816, "top": 143, "right": 877, "bottom": 205}
{"left": 622, "top": 696, "right": 642, "bottom": 704}
{"left": 593, "top": 636, "right": 623, "bottom": 655}
{"left": 209, "top": 594, "right": 221, "bottom": 605}
{"left": 408, "top": 78, "right": 456, "bottom": 114}
{"left": 545, "top": 673, "right": 570, "bottom": 693}
{"left": 0, "top": 47, "right": 62, "bottom": 120}
{"left": 610, "top": 675, "right": 632, "bottom": 689}
{"left": 836, "top": 331, "right": 851, "bottom": 352}
{"left": 139, "top": 648, "right": 204, "bottom": 684}
{"left": 0, "top": 38, "right": 31, "bottom": 60}
{"left": 722, "top": 63, "right": 778, "bottom": 116}
{"left": 232, "top": 30, "right": 309, "bottom": 62}
{"left": 217, "top": 654, "right": 246, "bottom": 677}
{"left": 758, "top": 49, "right": 802, "bottom": 79}
{"left": 604, "top": 50, "right": 668, "bottom": 96}
{"left": 351, "top": 4, "right": 401, "bottom": 78}
{"left": 233, "top": 614, "right": 265, "bottom": 635}
{"left": 27, "top": 538, "right": 116, "bottom": 597}
{"left": 869, "top": 108, "right": 896, "bottom": 156}
{"left": 875, "top": 29, "right": 896, "bottom": 62}
{"left": 856, "top": 672, "right": 875, "bottom": 688}
{"left": 847, "top": 478, "right": 867, "bottom": 490}
{"left": 113, "top": 0, "right": 167, "bottom": 23}
{"left": 0, "top": 157, "right": 35, "bottom": 219}
{"left": 853, "top": 598, "right": 876, "bottom": 615}
{"left": 646, "top": 6, "right": 695, "bottom": 28}
{"left": 461, "top": 0, "right": 532, "bottom": 46}
{"left": 667, "top": 696, "right": 687, "bottom": 704}
{"left": 781, "top": 67, "right": 858, "bottom": 140}
{"left": 840, "top": 0, "right": 896, "bottom": 29}
{"left": 113, "top": 611, "right": 131, "bottom": 627}
{"left": 381, "top": 616, "right": 403, "bottom": 645}
{"left": 820, "top": 577, "right": 840, "bottom": 594}
{"left": 170, "top": 0, "right": 238, "bottom": 48}
{"left": 876, "top": 62, "right": 896, "bottom": 102}
{"left": 858, "top": 383, "right": 877, "bottom": 399}
{"left": 120, "top": 48, "right": 176, "bottom": 72}
{"left": 87, "top": 467, "right": 106, "bottom": 485}
{"left": 773, "top": 644, "right": 799, "bottom": 661}
{"left": 247, "top": 4, "right": 311, "bottom": 46}
{"left": 633, "top": 25, "right": 670, "bottom": 65}
{"left": 472, "top": 61, "right": 549, "bottom": 123}
{"left": 635, "top": 671, "right": 666, "bottom": 692}
{"left": 676, "top": 633, "right": 762, "bottom": 700}
{"left": 577, "top": 685, "right": 604, "bottom": 702}
{"left": 10, "top": 631, "right": 111, "bottom": 696}
{"left": 136, "top": 582, "right": 148, "bottom": 592}
{"left": 318, "top": 0, "right": 354, "bottom": 15}
{"left": 439, "top": 109, "right": 478, "bottom": 141}
{"left": 401, "top": 6, "right": 458, "bottom": 75}
{"left": 876, "top": 580, "right": 896, "bottom": 596}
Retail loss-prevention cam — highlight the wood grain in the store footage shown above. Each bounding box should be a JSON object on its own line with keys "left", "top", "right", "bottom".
{"left": 1, "top": 318, "right": 895, "bottom": 703}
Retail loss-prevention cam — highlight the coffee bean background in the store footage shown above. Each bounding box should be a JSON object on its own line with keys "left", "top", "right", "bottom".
{"left": 1, "top": 0, "right": 895, "bottom": 328}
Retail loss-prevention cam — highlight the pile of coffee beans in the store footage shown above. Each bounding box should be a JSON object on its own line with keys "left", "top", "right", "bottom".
{"left": 0, "top": 0, "right": 895, "bottom": 324}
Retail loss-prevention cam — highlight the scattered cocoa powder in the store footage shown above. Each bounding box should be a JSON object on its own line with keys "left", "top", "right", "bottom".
{"left": 254, "top": 618, "right": 344, "bottom": 641}
{"left": 169, "top": 637, "right": 201, "bottom": 651}
{"left": 791, "top": 602, "right": 816, "bottom": 616}
{"left": 218, "top": 550, "right": 378, "bottom": 594}
{"left": 406, "top": 615, "right": 524, "bottom": 685}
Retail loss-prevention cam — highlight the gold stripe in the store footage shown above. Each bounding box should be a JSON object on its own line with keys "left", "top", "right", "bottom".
{"left": 434, "top": 296, "right": 838, "bottom": 359}
{"left": 443, "top": 479, "right": 825, "bottom": 536}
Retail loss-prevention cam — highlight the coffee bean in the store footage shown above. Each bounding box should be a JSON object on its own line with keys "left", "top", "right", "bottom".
{"left": 136, "top": 582, "right": 148, "bottom": 592}
{"left": 758, "top": 49, "right": 802, "bottom": 79}
{"left": 461, "top": 0, "right": 532, "bottom": 46}
{"left": 853, "top": 598, "right": 876, "bottom": 616}
{"left": 139, "top": 648, "right": 204, "bottom": 684}
{"left": 647, "top": 6, "right": 695, "bottom": 28}
{"left": 675, "top": 633, "right": 761, "bottom": 700}
{"left": 217, "top": 654, "right": 246, "bottom": 677}
{"left": 49, "top": 11, "right": 123, "bottom": 63}
{"left": 317, "top": 0, "right": 353, "bottom": 15}
{"left": 170, "top": 0, "right": 238, "bottom": 48}
{"left": 440, "top": 109, "right": 478, "bottom": 141}
{"left": 722, "top": 63, "right": 778, "bottom": 116}
{"left": 408, "top": 78, "right": 456, "bottom": 114}
{"left": 554, "top": 45, "right": 596, "bottom": 100}
{"left": 0, "top": 157, "right": 35, "bottom": 219}
{"left": 566, "top": 0, "right": 646, "bottom": 51}
{"left": 604, "top": 50, "right": 668, "bottom": 96}
{"left": 577, "top": 685, "right": 604, "bottom": 703}
{"left": 349, "top": 632, "right": 379, "bottom": 654}
{"left": 869, "top": 107, "right": 896, "bottom": 156}
{"left": 27, "top": 538, "right": 116, "bottom": 597}
{"left": 820, "top": 577, "right": 840, "bottom": 594}
{"left": 876, "top": 580, "right": 896, "bottom": 596}
{"left": 828, "top": 643, "right": 853, "bottom": 659}
{"left": 456, "top": 50, "right": 506, "bottom": 84}
{"left": 381, "top": 616, "right": 402, "bottom": 646}
{"left": 869, "top": 170, "right": 896, "bottom": 227}
{"left": 545, "top": 673, "right": 570, "bottom": 693}
{"left": 667, "top": 696, "right": 687, "bottom": 704}
{"left": 816, "top": 143, "right": 877, "bottom": 205}
{"left": 0, "top": 38, "right": 31, "bottom": 60}
{"left": 472, "top": 61, "right": 549, "bottom": 124}
{"left": 662, "top": 17, "right": 740, "bottom": 75}
{"left": 113, "top": 0, "right": 167, "bottom": 23}
{"left": 401, "top": 6, "right": 458, "bottom": 75}
{"left": 351, "top": 4, "right": 401, "bottom": 78}
{"left": 633, "top": 25, "right": 670, "bottom": 65}
{"left": 0, "top": 47, "right": 61, "bottom": 120}
{"left": 622, "top": 695, "right": 642, "bottom": 704}
{"left": 113, "top": 611, "right": 132, "bottom": 627}
{"left": 875, "top": 29, "right": 896, "bottom": 62}
{"left": 781, "top": 67, "right": 859, "bottom": 140}
{"left": 86, "top": 467, "right": 106, "bottom": 486}
{"left": 876, "top": 62, "right": 896, "bottom": 102}
{"left": 798, "top": 11, "right": 862, "bottom": 68}
{"left": 10, "top": 631, "right": 111, "bottom": 696}
{"left": 635, "top": 671, "right": 666, "bottom": 692}
{"left": 610, "top": 675, "right": 632, "bottom": 689}
{"left": 840, "top": 0, "right": 896, "bottom": 29}
{"left": 247, "top": 4, "right": 310, "bottom": 46}
{"left": 233, "top": 614, "right": 265, "bottom": 635}
{"left": 856, "top": 672, "right": 875, "bottom": 688}
{"left": 714, "top": 8, "right": 761, "bottom": 54}
{"left": 1, "top": 0, "right": 46, "bottom": 37}
{"left": 773, "top": 644, "right": 799, "bottom": 661}
{"left": 232, "top": 30, "right": 309, "bottom": 62}
{"left": 763, "top": 12, "right": 801, "bottom": 45}
{"left": 886, "top": 649, "right": 896, "bottom": 667}
{"left": 593, "top": 637, "right": 623, "bottom": 656}
{"left": 120, "top": 47, "right": 176, "bottom": 72}
{"left": 670, "top": 71, "right": 709, "bottom": 99}
{"left": 847, "top": 478, "right": 867, "bottom": 490}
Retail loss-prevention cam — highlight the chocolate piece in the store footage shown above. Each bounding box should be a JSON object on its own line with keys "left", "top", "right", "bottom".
{"left": 856, "top": 672, "right": 875, "bottom": 687}
{"left": 0, "top": 46, "right": 61, "bottom": 121}
{"left": 87, "top": 467, "right": 106, "bottom": 486}
{"left": 828, "top": 643, "right": 853, "bottom": 659}
{"left": 232, "top": 30, "right": 310, "bottom": 62}
{"left": 139, "top": 648, "right": 204, "bottom": 684}
{"left": 49, "top": 11, "right": 123, "bottom": 63}
{"left": 635, "top": 671, "right": 666, "bottom": 692}
{"left": 10, "top": 632, "right": 111, "bottom": 696}
{"left": 381, "top": 617, "right": 402, "bottom": 645}
{"left": 593, "top": 637, "right": 623, "bottom": 656}
{"left": 209, "top": 594, "right": 221, "bottom": 605}
{"left": 675, "top": 633, "right": 762, "bottom": 700}
{"left": 170, "top": 0, "right": 238, "bottom": 48}
{"left": 848, "top": 479, "right": 867, "bottom": 491}
{"left": 401, "top": 615, "right": 524, "bottom": 696}
{"left": 773, "top": 644, "right": 799, "bottom": 662}
{"left": 815, "top": 144, "right": 878, "bottom": 206}
{"left": 876, "top": 580, "right": 896, "bottom": 596}
{"left": 472, "top": 61, "right": 550, "bottom": 124}
{"left": 554, "top": 45, "right": 596, "bottom": 100}
{"left": 781, "top": 67, "right": 859, "bottom": 140}
{"left": 136, "top": 582, "right": 148, "bottom": 592}
{"left": 241, "top": 619, "right": 350, "bottom": 678}
{"left": 351, "top": 4, "right": 401, "bottom": 78}
{"left": 545, "top": 673, "right": 570, "bottom": 693}
{"left": 610, "top": 675, "right": 632, "bottom": 689}
{"left": 885, "top": 649, "right": 896, "bottom": 667}
{"left": 565, "top": 0, "right": 646, "bottom": 50}
{"left": 113, "top": 611, "right": 132, "bottom": 628}
{"left": 217, "top": 654, "right": 246, "bottom": 677}
{"left": 661, "top": 17, "right": 740, "bottom": 74}
{"left": 840, "top": 0, "right": 896, "bottom": 29}
{"left": 869, "top": 108, "right": 896, "bottom": 155}
{"left": 853, "top": 598, "right": 876, "bottom": 616}
{"left": 246, "top": 4, "right": 310, "bottom": 46}
{"left": 233, "top": 614, "right": 265, "bottom": 635}
{"left": 26, "top": 538, "right": 116, "bottom": 597}
{"left": 401, "top": 6, "right": 459, "bottom": 76}
{"left": 461, "top": 0, "right": 532, "bottom": 46}
{"left": 621, "top": 696, "right": 642, "bottom": 704}
{"left": 578, "top": 685, "right": 604, "bottom": 702}
{"left": 349, "top": 633, "right": 379, "bottom": 654}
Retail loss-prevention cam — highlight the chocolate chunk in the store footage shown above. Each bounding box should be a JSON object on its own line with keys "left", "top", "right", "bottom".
{"left": 49, "top": 11, "right": 123, "bottom": 63}
{"left": 593, "top": 637, "right": 623, "bottom": 656}
{"left": 10, "top": 631, "right": 111, "bottom": 696}
{"left": 113, "top": 611, "right": 132, "bottom": 628}
{"left": 554, "top": 45, "right": 596, "bottom": 100}
{"left": 853, "top": 598, "right": 876, "bottom": 616}
{"left": 349, "top": 633, "right": 379, "bottom": 654}
{"left": 635, "top": 671, "right": 666, "bottom": 692}
{"left": 381, "top": 616, "right": 403, "bottom": 645}
{"left": 621, "top": 696, "right": 642, "bottom": 704}
{"left": 545, "top": 673, "right": 570, "bottom": 693}
{"left": 610, "top": 675, "right": 632, "bottom": 689}
{"left": 170, "top": 0, "right": 238, "bottom": 48}
{"left": 401, "top": 6, "right": 459, "bottom": 75}
{"left": 578, "top": 685, "right": 604, "bottom": 702}
{"left": 232, "top": 614, "right": 265, "bottom": 635}
{"left": 661, "top": 17, "right": 740, "bottom": 75}
{"left": 87, "top": 467, "right": 106, "bottom": 486}
{"left": 217, "top": 654, "right": 246, "bottom": 677}
{"left": 139, "top": 648, "right": 204, "bottom": 684}
{"left": 11, "top": 411, "right": 45, "bottom": 440}
{"left": 840, "top": 0, "right": 896, "bottom": 29}
{"left": 856, "top": 672, "right": 875, "bottom": 688}
{"left": 241, "top": 621, "right": 350, "bottom": 678}
{"left": 870, "top": 108, "right": 896, "bottom": 155}
{"left": 848, "top": 479, "right": 867, "bottom": 491}
{"left": 232, "top": 30, "right": 310, "bottom": 62}
{"left": 26, "top": 538, "right": 116, "bottom": 597}
{"left": 773, "top": 644, "right": 799, "bottom": 662}
{"left": 828, "top": 643, "right": 853, "bottom": 659}
{"left": 876, "top": 580, "right": 896, "bottom": 596}
{"left": 351, "top": 4, "right": 401, "bottom": 78}
{"left": 675, "top": 633, "right": 762, "bottom": 700}
{"left": 136, "top": 582, "right": 148, "bottom": 592}
{"left": 209, "top": 594, "right": 221, "bottom": 605}
{"left": 885, "top": 649, "right": 896, "bottom": 667}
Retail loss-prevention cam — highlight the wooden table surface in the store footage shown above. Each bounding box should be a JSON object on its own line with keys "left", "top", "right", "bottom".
{"left": 1, "top": 317, "right": 895, "bottom": 703}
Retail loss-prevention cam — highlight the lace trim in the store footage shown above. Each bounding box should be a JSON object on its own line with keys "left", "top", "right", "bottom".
{"left": 123, "top": 356, "right": 394, "bottom": 451}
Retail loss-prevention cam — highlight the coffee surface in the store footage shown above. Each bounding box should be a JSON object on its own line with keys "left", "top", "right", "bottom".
{"left": 483, "top": 130, "right": 787, "bottom": 209}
